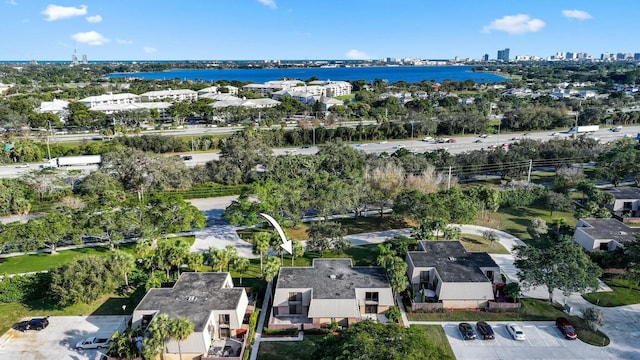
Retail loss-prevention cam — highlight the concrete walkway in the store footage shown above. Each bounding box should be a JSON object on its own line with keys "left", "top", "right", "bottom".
{"left": 249, "top": 280, "right": 272, "bottom": 360}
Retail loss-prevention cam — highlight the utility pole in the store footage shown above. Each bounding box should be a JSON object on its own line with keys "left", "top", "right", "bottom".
{"left": 447, "top": 166, "right": 452, "bottom": 190}
{"left": 527, "top": 159, "right": 533, "bottom": 184}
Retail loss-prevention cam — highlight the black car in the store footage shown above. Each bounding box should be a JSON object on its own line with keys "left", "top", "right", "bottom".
{"left": 476, "top": 321, "right": 495, "bottom": 340}
{"left": 181, "top": 155, "right": 193, "bottom": 161}
{"left": 17, "top": 317, "right": 49, "bottom": 331}
{"left": 458, "top": 322, "right": 476, "bottom": 340}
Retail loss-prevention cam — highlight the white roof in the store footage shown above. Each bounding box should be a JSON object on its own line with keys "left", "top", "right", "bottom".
{"left": 197, "top": 86, "right": 219, "bottom": 94}
{"left": 39, "top": 99, "right": 69, "bottom": 112}
{"left": 200, "top": 93, "right": 240, "bottom": 101}
{"left": 80, "top": 93, "right": 140, "bottom": 102}
{"left": 140, "top": 89, "right": 197, "bottom": 96}
{"left": 90, "top": 102, "right": 171, "bottom": 112}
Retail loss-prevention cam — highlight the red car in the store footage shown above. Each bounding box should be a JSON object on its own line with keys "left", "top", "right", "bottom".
{"left": 556, "top": 317, "right": 577, "bottom": 339}
{"left": 446, "top": 138, "right": 456, "bottom": 143}
{"left": 487, "top": 145, "right": 497, "bottom": 150}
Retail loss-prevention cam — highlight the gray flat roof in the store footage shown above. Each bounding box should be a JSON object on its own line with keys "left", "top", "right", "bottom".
{"left": 135, "top": 272, "right": 244, "bottom": 332}
{"left": 277, "top": 259, "right": 390, "bottom": 299}
{"left": 608, "top": 187, "right": 640, "bottom": 200}
{"left": 408, "top": 241, "right": 498, "bottom": 283}
{"left": 579, "top": 218, "right": 640, "bottom": 242}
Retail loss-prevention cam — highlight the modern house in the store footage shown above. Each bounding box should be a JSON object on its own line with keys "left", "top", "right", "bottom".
{"left": 607, "top": 187, "right": 640, "bottom": 219}
{"left": 38, "top": 99, "right": 70, "bottom": 121}
{"left": 573, "top": 218, "right": 640, "bottom": 252}
{"left": 405, "top": 241, "right": 501, "bottom": 309}
{"left": 269, "top": 259, "right": 394, "bottom": 329}
{"left": 132, "top": 272, "right": 249, "bottom": 358}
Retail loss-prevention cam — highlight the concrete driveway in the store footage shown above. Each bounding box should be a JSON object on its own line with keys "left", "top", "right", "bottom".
{"left": 0, "top": 316, "right": 128, "bottom": 360}
{"left": 441, "top": 321, "right": 615, "bottom": 360}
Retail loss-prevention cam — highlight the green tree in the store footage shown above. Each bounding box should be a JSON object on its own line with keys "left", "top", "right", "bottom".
{"left": 502, "top": 282, "right": 521, "bottom": 302}
{"left": 314, "top": 320, "right": 453, "bottom": 360}
{"left": 307, "top": 222, "right": 348, "bottom": 254}
{"left": 482, "top": 229, "right": 499, "bottom": 243}
{"left": 169, "top": 317, "right": 194, "bottom": 360}
{"left": 233, "top": 257, "right": 250, "bottom": 285}
{"left": 107, "top": 250, "right": 135, "bottom": 288}
{"left": 514, "top": 237, "right": 602, "bottom": 303}
{"left": 527, "top": 217, "right": 548, "bottom": 240}
{"left": 254, "top": 231, "right": 271, "bottom": 274}
{"left": 583, "top": 307, "right": 605, "bottom": 332}
{"left": 543, "top": 191, "right": 574, "bottom": 217}
{"left": 107, "top": 328, "right": 142, "bottom": 360}
{"left": 291, "top": 239, "right": 305, "bottom": 266}
{"left": 144, "top": 313, "right": 171, "bottom": 360}
{"left": 187, "top": 252, "right": 203, "bottom": 272}
{"left": 263, "top": 255, "right": 281, "bottom": 282}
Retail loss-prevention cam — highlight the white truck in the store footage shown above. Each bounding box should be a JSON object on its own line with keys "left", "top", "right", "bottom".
{"left": 568, "top": 125, "right": 599, "bottom": 134}
{"left": 44, "top": 155, "right": 102, "bottom": 168}
{"left": 75, "top": 336, "right": 111, "bottom": 350}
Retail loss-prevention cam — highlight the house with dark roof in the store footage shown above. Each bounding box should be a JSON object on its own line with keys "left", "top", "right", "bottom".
{"left": 607, "top": 187, "right": 640, "bottom": 219}
{"left": 573, "top": 218, "right": 640, "bottom": 252}
{"left": 132, "top": 272, "right": 248, "bottom": 357}
{"left": 405, "top": 241, "right": 501, "bottom": 309}
{"left": 269, "top": 259, "right": 394, "bottom": 329}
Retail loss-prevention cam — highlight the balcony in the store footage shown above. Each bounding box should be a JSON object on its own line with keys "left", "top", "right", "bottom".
{"left": 203, "top": 335, "right": 246, "bottom": 360}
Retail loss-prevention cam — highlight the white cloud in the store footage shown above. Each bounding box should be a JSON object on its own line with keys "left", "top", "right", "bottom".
{"left": 257, "top": 0, "right": 276, "bottom": 9}
{"left": 86, "top": 14, "right": 102, "bottom": 23}
{"left": 143, "top": 46, "right": 157, "bottom": 54}
{"left": 482, "top": 14, "right": 545, "bottom": 34}
{"left": 116, "top": 38, "right": 133, "bottom": 45}
{"left": 345, "top": 49, "right": 371, "bottom": 60}
{"left": 562, "top": 9, "right": 592, "bottom": 20}
{"left": 42, "top": 4, "right": 87, "bottom": 21}
{"left": 71, "top": 31, "right": 109, "bottom": 46}
{"left": 6, "top": 0, "right": 18, "bottom": 6}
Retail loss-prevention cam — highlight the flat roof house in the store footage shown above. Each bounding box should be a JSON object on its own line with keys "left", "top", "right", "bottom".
{"left": 607, "top": 187, "right": 640, "bottom": 219}
{"left": 406, "top": 241, "right": 501, "bottom": 309}
{"left": 574, "top": 218, "right": 640, "bottom": 252}
{"left": 132, "top": 272, "right": 249, "bottom": 358}
{"left": 269, "top": 259, "right": 394, "bottom": 329}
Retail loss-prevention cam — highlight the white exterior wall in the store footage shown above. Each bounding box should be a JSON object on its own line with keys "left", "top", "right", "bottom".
{"left": 354, "top": 288, "right": 394, "bottom": 309}
{"left": 613, "top": 199, "right": 640, "bottom": 212}
{"left": 165, "top": 331, "right": 206, "bottom": 355}
{"left": 272, "top": 288, "right": 312, "bottom": 313}
{"left": 308, "top": 298, "right": 359, "bottom": 318}
{"left": 438, "top": 282, "right": 494, "bottom": 304}
{"left": 574, "top": 228, "right": 597, "bottom": 251}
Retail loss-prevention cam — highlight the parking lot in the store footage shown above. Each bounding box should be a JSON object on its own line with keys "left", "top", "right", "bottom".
{"left": 442, "top": 321, "right": 615, "bottom": 360}
{"left": 0, "top": 315, "right": 128, "bottom": 360}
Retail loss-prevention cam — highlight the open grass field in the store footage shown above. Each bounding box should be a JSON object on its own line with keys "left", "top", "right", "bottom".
{"left": 476, "top": 205, "right": 577, "bottom": 241}
{"left": 460, "top": 234, "right": 510, "bottom": 254}
{"left": 257, "top": 335, "right": 322, "bottom": 360}
{"left": 413, "top": 324, "right": 456, "bottom": 359}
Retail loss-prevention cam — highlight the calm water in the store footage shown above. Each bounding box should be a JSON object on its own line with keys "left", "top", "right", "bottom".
{"left": 105, "top": 65, "right": 509, "bottom": 83}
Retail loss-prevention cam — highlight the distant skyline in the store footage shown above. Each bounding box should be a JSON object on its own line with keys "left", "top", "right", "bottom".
{"left": 1, "top": 0, "right": 639, "bottom": 61}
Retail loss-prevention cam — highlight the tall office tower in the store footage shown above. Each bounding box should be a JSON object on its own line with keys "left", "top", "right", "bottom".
{"left": 72, "top": 52, "right": 78, "bottom": 65}
{"left": 601, "top": 52, "right": 610, "bottom": 60}
{"left": 634, "top": 53, "right": 640, "bottom": 61}
{"left": 497, "top": 48, "right": 510, "bottom": 62}
{"left": 483, "top": 53, "right": 489, "bottom": 61}
{"left": 565, "top": 52, "right": 575, "bottom": 60}
{"left": 82, "top": 54, "right": 88, "bottom": 64}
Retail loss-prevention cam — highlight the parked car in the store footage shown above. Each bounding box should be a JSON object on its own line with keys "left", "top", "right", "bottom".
{"left": 17, "top": 317, "right": 49, "bottom": 331}
{"left": 446, "top": 138, "right": 456, "bottom": 143}
{"left": 507, "top": 323, "right": 526, "bottom": 341}
{"left": 76, "top": 336, "right": 112, "bottom": 350}
{"left": 556, "top": 317, "right": 577, "bottom": 340}
{"left": 15, "top": 163, "right": 30, "bottom": 168}
{"left": 181, "top": 155, "right": 193, "bottom": 160}
{"left": 458, "top": 322, "right": 476, "bottom": 340}
{"left": 476, "top": 321, "right": 495, "bottom": 340}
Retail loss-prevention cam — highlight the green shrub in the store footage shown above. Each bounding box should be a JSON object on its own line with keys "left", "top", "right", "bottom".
{"left": 386, "top": 306, "right": 401, "bottom": 323}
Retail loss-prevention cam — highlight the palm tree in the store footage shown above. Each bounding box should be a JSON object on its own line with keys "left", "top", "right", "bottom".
{"left": 169, "top": 317, "right": 194, "bottom": 360}
{"left": 254, "top": 232, "right": 271, "bottom": 274}
{"left": 233, "top": 257, "right": 250, "bottom": 285}
{"left": 146, "top": 313, "right": 171, "bottom": 360}
{"left": 263, "top": 256, "right": 282, "bottom": 282}
{"left": 222, "top": 245, "right": 238, "bottom": 272}
{"left": 187, "top": 252, "right": 203, "bottom": 272}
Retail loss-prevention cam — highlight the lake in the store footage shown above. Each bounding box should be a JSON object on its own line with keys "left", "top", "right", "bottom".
{"left": 105, "top": 65, "right": 509, "bottom": 84}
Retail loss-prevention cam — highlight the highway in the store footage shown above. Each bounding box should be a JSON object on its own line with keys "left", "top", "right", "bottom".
{"left": 1, "top": 125, "right": 638, "bottom": 178}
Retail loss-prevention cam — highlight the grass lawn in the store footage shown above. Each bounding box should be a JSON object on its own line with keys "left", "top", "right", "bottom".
{"left": 0, "top": 236, "right": 194, "bottom": 275}
{"left": 583, "top": 278, "right": 640, "bottom": 307}
{"left": 257, "top": 335, "right": 323, "bottom": 360}
{"left": 413, "top": 325, "right": 456, "bottom": 359}
{"left": 336, "top": 215, "right": 413, "bottom": 234}
{"left": 476, "top": 205, "right": 577, "bottom": 241}
{"left": 460, "top": 234, "right": 510, "bottom": 254}
{"left": 407, "top": 299, "right": 609, "bottom": 346}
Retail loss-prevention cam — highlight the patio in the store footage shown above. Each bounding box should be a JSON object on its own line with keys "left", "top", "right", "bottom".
{"left": 207, "top": 337, "right": 244, "bottom": 358}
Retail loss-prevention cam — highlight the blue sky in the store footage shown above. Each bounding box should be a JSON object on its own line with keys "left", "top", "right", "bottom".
{"left": 1, "top": 0, "right": 638, "bottom": 61}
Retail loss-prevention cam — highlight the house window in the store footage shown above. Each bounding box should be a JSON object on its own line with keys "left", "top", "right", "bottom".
{"left": 623, "top": 202, "right": 632, "bottom": 210}
{"left": 600, "top": 242, "right": 609, "bottom": 251}
{"left": 289, "top": 304, "right": 302, "bottom": 315}
{"left": 420, "top": 271, "right": 429, "bottom": 284}
{"left": 218, "top": 314, "right": 230, "bottom": 325}
{"left": 365, "top": 304, "right": 378, "bottom": 314}
{"left": 288, "top": 292, "right": 302, "bottom": 302}
{"left": 365, "top": 292, "right": 379, "bottom": 302}
{"left": 486, "top": 271, "right": 494, "bottom": 282}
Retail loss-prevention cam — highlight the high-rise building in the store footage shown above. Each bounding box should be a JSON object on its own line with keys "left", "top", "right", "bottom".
{"left": 483, "top": 53, "right": 489, "bottom": 62}
{"left": 634, "top": 53, "right": 640, "bottom": 61}
{"left": 497, "top": 48, "right": 510, "bottom": 62}
{"left": 72, "top": 52, "right": 78, "bottom": 65}
{"left": 82, "top": 54, "right": 88, "bottom": 64}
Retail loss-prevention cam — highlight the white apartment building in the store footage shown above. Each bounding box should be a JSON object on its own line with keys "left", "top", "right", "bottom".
{"left": 242, "top": 80, "right": 304, "bottom": 96}
{"left": 140, "top": 89, "right": 198, "bottom": 102}
{"left": 308, "top": 80, "right": 353, "bottom": 97}
{"left": 79, "top": 93, "right": 140, "bottom": 108}
{"left": 89, "top": 102, "right": 172, "bottom": 120}
{"left": 38, "top": 99, "right": 70, "bottom": 121}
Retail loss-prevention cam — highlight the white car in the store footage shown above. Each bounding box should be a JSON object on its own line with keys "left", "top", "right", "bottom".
{"left": 507, "top": 323, "right": 526, "bottom": 341}
{"left": 394, "top": 144, "right": 406, "bottom": 149}
{"left": 379, "top": 141, "right": 388, "bottom": 144}
{"left": 551, "top": 132, "right": 560, "bottom": 136}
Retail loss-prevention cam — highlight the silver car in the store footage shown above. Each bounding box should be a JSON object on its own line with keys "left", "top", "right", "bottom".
{"left": 507, "top": 323, "right": 526, "bottom": 341}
